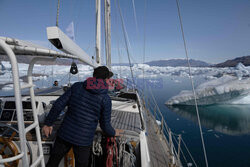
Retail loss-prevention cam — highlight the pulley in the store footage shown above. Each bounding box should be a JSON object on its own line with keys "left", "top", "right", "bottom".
{"left": 70, "top": 62, "right": 78, "bottom": 75}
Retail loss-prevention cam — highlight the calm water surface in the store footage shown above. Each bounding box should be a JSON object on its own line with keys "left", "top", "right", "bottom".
{"left": 146, "top": 76, "right": 250, "bottom": 167}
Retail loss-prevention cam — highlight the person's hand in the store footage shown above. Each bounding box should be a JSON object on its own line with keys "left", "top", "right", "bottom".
{"left": 115, "top": 129, "right": 124, "bottom": 137}
{"left": 42, "top": 125, "right": 53, "bottom": 138}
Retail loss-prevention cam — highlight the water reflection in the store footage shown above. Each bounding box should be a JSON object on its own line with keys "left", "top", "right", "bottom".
{"left": 166, "top": 104, "right": 250, "bottom": 135}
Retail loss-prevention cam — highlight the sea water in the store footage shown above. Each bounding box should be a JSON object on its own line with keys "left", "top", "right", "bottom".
{"left": 145, "top": 76, "right": 250, "bottom": 167}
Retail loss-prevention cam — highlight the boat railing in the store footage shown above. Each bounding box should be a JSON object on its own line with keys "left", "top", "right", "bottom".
{"left": 136, "top": 88, "right": 197, "bottom": 167}
{"left": 0, "top": 38, "right": 60, "bottom": 167}
{"left": 112, "top": 71, "right": 197, "bottom": 166}
{"left": 141, "top": 94, "right": 181, "bottom": 166}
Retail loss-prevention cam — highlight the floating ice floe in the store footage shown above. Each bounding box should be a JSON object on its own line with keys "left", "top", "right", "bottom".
{"left": 3, "top": 61, "right": 250, "bottom": 98}
{"left": 156, "top": 120, "right": 161, "bottom": 126}
{"left": 0, "top": 62, "right": 6, "bottom": 71}
{"left": 0, "top": 73, "right": 12, "bottom": 84}
{"left": 2, "top": 81, "right": 25, "bottom": 90}
{"left": 166, "top": 75, "right": 250, "bottom": 105}
{"left": 214, "top": 134, "right": 220, "bottom": 138}
{"left": 2, "top": 84, "right": 14, "bottom": 90}
{"left": 33, "top": 76, "right": 48, "bottom": 81}
{"left": 1, "top": 61, "right": 248, "bottom": 82}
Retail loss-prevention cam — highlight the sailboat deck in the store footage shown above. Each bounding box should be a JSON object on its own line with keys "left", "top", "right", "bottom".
{"left": 146, "top": 112, "right": 173, "bottom": 167}
{"left": 111, "top": 100, "right": 141, "bottom": 133}
{"left": 111, "top": 99, "right": 175, "bottom": 166}
{"left": 111, "top": 110, "right": 141, "bottom": 133}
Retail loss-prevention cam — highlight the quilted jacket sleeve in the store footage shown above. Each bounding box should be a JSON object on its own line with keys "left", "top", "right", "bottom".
{"left": 44, "top": 87, "right": 72, "bottom": 126}
{"left": 99, "top": 95, "right": 115, "bottom": 136}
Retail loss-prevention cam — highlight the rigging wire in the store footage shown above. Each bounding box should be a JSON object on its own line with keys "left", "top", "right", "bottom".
{"left": 60, "top": 72, "right": 70, "bottom": 84}
{"left": 49, "top": 44, "right": 55, "bottom": 85}
{"left": 56, "top": 0, "right": 60, "bottom": 27}
{"left": 69, "top": 0, "right": 75, "bottom": 21}
{"left": 142, "top": 0, "right": 147, "bottom": 94}
{"left": 113, "top": 0, "right": 122, "bottom": 77}
{"left": 130, "top": 0, "right": 140, "bottom": 64}
{"left": 114, "top": 0, "right": 139, "bottom": 70}
{"left": 117, "top": 41, "right": 122, "bottom": 77}
{"left": 73, "top": 0, "right": 82, "bottom": 41}
{"left": 172, "top": 135, "right": 189, "bottom": 166}
{"left": 116, "top": 0, "right": 136, "bottom": 90}
{"left": 175, "top": 0, "right": 209, "bottom": 166}
{"left": 41, "top": 66, "right": 47, "bottom": 88}
{"left": 148, "top": 86, "right": 170, "bottom": 133}
{"left": 115, "top": 0, "right": 138, "bottom": 65}
{"left": 171, "top": 133, "right": 197, "bottom": 167}
{"left": 51, "top": 65, "right": 54, "bottom": 85}
{"left": 171, "top": 133, "right": 198, "bottom": 167}
{"left": 131, "top": 0, "right": 139, "bottom": 33}
{"left": 180, "top": 138, "right": 198, "bottom": 167}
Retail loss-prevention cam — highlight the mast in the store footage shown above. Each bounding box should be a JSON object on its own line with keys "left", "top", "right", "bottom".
{"left": 95, "top": 0, "right": 101, "bottom": 65}
{"left": 104, "top": 0, "right": 111, "bottom": 69}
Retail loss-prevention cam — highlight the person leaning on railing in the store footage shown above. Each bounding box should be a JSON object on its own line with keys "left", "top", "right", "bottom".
{"left": 43, "top": 66, "right": 123, "bottom": 167}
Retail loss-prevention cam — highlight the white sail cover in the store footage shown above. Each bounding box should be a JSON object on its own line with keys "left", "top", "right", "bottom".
{"left": 47, "top": 26, "right": 98, "bottom": 67}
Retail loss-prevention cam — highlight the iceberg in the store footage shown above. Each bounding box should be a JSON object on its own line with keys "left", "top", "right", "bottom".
{"left": 235, "top": 63, "right": 249, "bottom": 80}
{"left": 166, "top": 75, "right": 250, "bottom": 105}
{"left": 0, "top": 62, "right": 6, "bottom": 71}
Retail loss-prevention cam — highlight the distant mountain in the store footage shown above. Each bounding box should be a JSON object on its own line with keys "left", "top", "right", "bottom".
{"left": 215, "top": 56, "right": 250, "bottom": 67}
{"left": 112, "top": 63, "right": 134, "bottom": 66}
{"left": 145, "top": 59, "right": 210, "bottom": 67}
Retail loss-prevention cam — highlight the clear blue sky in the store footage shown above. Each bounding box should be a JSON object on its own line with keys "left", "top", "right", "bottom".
{"left": 0, "top": 0, "right": 250, "bottom": 64}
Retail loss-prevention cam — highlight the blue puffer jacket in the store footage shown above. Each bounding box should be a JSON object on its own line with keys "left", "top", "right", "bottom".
{"left": 44, "top": 78, "right": 115, "bottom": 146}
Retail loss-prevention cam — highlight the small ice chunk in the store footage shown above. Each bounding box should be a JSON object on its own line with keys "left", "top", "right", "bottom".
{"left": 214, "top": 134, "right": 220, "bottom": 138}
{"left": 2, "top": 84, "right": 13, "bottom": 90}
{"left": 156, "top": 120, "right": 161, "bottom": 126}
